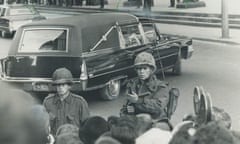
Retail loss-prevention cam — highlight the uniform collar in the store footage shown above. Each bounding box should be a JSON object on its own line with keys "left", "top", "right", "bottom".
{"left": 53, "top": 92, "right": 72, "bottom": 104}
{"left": 137, "top": 75, "right": 156, "bottom": 85}
{"left": 136, "top": 75, "right": 158, "bottom": 92}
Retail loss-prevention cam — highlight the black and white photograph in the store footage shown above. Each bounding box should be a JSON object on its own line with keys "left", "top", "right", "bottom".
{"left": 0, "top": 0, "right": 240, "bottom": 144}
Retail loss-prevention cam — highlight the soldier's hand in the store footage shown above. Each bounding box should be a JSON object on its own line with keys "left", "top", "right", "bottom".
{"left": 127, "top": 92, "right": 138, "bottom": 103}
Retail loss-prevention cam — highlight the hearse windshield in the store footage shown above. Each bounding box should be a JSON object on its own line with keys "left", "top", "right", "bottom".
{"left": 19, "top": 29, "right": 68, "bottom": 53}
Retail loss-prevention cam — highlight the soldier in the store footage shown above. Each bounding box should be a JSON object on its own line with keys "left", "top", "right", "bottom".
{"left": 121, "top": 52, "right": 170, "bottom": 129}
{"left": 43, "top": 67, "right": 90, "bottom": 135}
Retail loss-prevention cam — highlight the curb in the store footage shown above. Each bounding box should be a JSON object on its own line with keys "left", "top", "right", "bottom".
{"left": 193, "top": 37, "right": 240, "bottom": 45}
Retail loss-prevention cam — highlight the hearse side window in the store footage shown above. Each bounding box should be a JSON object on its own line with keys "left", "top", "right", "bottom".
{"left": 142, "top": 23, "right": 158, "bottom": 43}
{"left": 120, "top": 24, "right": 143, "bottom": 48}
{"left": 19, "top": 29, "right": 67, "bottom": 52}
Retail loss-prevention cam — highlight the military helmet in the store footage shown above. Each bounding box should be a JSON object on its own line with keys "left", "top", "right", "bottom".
{"left": 52, "top": 67, "right": 73, "bottom": 85}
{"left": 134, "top": 52, "right": 156, "bottom": 72}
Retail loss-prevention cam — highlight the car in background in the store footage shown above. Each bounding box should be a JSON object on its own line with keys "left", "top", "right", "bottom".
{"left": 0, "top": 13, "right": 193, "bottom": 100}
{"left": 0, "top": 4, "right": 46, "bottom": 38}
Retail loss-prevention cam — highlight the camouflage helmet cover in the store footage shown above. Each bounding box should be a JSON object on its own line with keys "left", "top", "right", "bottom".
{"left": 134, "top": 52, "right": 156, "bottom": 72}
{"left": 52, "top": 67, "right": 73, "bottom": 85}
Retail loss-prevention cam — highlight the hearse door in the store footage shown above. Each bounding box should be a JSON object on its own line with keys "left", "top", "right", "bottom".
{"left": 141, "top": 22, "right": 168, "bottom": 73}
{"left": 84, "top": 25, "right": 137, "bottom": 87}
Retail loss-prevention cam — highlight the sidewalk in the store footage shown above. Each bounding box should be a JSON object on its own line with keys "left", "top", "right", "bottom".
{"left": 105, "top": 0, "right": 240, "bottom": 15}
{"left": 157, "top": 23, "right": 240, "bottom": 45}
{"left": 79, "top": 0, "right": 240, "bottom": 45}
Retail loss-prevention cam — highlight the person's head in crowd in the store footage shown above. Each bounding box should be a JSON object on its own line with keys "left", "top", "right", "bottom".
{"left": 27, "top": 104, "right": 50, "bottom": 144}
{"left": 182, "top": 106, "right": 231, "bottom": 129}
{"left": 79, "top": 116, "right": 110, "bottom": 144}
{"left": 0, "top": 89, "right": 37, "bottom": 144}
{"left": 192, "top": 121, "right": 236, "bottom": 144}
{"left": 231, "top": 130, "right": 240, "bottom": 143}
{"left": 107, "top": 115, "right": 120, "bottom": 129}
{"left": 95, "top": 136, "right": 122, "bottom": 144}
{"left": 56, "top": 124, "right": 79, "bottom": 136}
{"left": 169, "top": 121, "right": 195, "bottom": 144}
{"left": 136, "top": 128, "right": 172, "bottom": 144}
{"left": 56, "top": 133, "right": 83, "bottom": 144}
{"left": 136, "top": 114, "right": 153, "bottom": 136}
{"left": 110, "top": 115, "right": 138, "bottom": 144}
{"left": 182, "top": 113, "right": 196, "bottom": 122}
{"left": 212, "top": 106, "right": 232, "bottom": 129}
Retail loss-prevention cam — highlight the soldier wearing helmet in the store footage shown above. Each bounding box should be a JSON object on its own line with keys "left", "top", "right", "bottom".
{"left": 121, "top": 52, "right": 170, "bottom": 130}
{"left": 43, "top": 67, "right": 90, "bottom": 135}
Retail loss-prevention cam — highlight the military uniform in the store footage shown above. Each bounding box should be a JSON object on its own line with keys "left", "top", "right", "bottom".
{"left": 122, "top": 74, "right": 169, "bottom": 121}
{"left": 43, "top": 92, "right": 90, "bottom": 135}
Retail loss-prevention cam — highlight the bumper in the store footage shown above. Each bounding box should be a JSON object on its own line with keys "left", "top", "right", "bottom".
{"left": 0, "top": 78, "right": 88, "bottom": 92}
{"left": 187, "top": 45, "right": 194, "bottom": 59}
{"left": 181, "top": 44, "right": 194, "bottom": 59}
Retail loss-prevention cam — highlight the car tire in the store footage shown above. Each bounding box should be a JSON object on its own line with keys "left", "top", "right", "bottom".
{"left": 100, "top": 79, "right": 121, "bottom": 100}
{"left": 172, "top": 56, "right": 182, "bottom": 75}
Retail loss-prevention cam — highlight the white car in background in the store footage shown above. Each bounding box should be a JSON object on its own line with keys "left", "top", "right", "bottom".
{"left": 0, "top": 4, "right": 46, "bottom": 38}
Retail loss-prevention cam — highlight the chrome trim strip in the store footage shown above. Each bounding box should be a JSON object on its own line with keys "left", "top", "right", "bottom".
{"left": 89, "top": 65, "right": 134, "bottom": 78}
{"left": 89, "top": 52, "right": 177, "bottom": 78}
{"left": 90, "top": 25, "right": 117, "bottom": 51}
{"left": 0, "top": 77, "right": 81, "bottom": 83}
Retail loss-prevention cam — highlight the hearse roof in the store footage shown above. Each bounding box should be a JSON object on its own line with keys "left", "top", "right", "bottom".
{"left": 24, "top": 12, "right": 139, "bottom": 27}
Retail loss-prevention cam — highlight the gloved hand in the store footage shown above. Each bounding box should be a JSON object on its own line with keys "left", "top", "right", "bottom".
{"left": 127, "top": 91, "right": 138, "bottom": 103}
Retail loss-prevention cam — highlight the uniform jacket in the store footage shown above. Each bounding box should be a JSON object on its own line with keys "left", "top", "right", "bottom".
{"left": 126, "top": 75, "right": 169, "bottom": 120}
{"left": 43, "top": 92, "right": 90, "bottom": 135}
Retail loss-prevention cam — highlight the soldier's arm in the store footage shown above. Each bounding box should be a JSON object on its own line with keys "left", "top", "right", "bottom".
{"left": 43, "top": 97, "right": 49, "bottom": 112}
{"left": 134, "top": 86, "right": 169, "bottom": 114}
{"left": 79, "top": 98, "right": 90, "bottom": 126}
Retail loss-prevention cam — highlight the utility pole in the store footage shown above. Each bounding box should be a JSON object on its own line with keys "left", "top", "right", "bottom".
{"left": 221, "top": 0, "right": 229, "bottom": 38}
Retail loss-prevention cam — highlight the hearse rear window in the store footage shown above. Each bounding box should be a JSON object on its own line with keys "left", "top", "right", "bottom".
{"left": 19, "top": 29, "right": 68, "bottom": 52}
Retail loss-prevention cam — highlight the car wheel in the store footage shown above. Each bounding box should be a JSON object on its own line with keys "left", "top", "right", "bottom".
{"left": 100, "top": 79, "right": 121, "bottom": 100}
{"left": 172, "top": 56, "right": 182, "bottom": 75}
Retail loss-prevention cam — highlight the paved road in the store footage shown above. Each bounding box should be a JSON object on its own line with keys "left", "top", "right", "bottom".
{"left": 1, "top": 35, "right": 240, "bottom": 130}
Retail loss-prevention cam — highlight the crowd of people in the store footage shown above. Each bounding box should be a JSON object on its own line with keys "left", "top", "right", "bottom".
{"left": 8, "top": 0, "right": 106, "bottom": 8}
{"left": 6, "top": 0, "right": 182, "bottom": 10}
{"left": 1, "top": 52, "right": 240, "bottom": 144}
